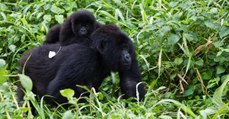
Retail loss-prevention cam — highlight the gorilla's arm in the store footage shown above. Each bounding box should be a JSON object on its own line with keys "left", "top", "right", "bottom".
{"left": 119, "top": 54, "right": 146, "bottom": 101}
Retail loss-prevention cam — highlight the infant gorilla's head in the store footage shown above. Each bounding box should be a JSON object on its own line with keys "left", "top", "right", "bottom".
{"left": 70, "top": 10, "right": 96, "bottom": 37}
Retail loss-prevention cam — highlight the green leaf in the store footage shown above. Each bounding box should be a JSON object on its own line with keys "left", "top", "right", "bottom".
{"left": 55, "top": 15, "right": 64, "bottom": 24}
{"left": 51, "top": 5, "right": 64, "bottom": 14}
{"left": 213, "top": 41, "right": 224, "bottom": 47}
{"left": 9, "top": 45, "right": 16, "bottom": 52}
{"left": 43, "top": 15, "right": 51, "bottom": 22}
{"left": 115, "top": 9, "right": 124, "bottom": 22}
{"left": 154, "top": 99, "right": 197, "bottom": 117}
{"left": 169, "top": 2, "right": 178, "bottom": 7}
{"left": 210, "top": 8, "right": 218, "bottom": 14}
{"left": 195, "top": 59, "right": 204, "bottom": 66}
{"left": 62, "top": 110, "right": 74, "bottom": 119}
{"left": 18, "top": 74, "right": 33, "bottom": 91}
{"left": 97, "top": 92, "right": 104, "bottom": 100}
{"left": 184, "top": 85, "right": 194, "bottom": 96}
{"left": 216, "top": 66, "right": 225, "bottom": 74}
{"left": 159, "top": 26, "right": 170, "bottom": 37}
{"left": 212, "top": 75, "right": 229, "bottom": 106}
{"left": 202, "top": 71, "right": 212, "bottom": 80}
{"left": 204, "top": 21, "right": 218, "bottom": 29}
{"left": 207, "top": 77, "right": 220, "bottom": 89}
{"left": 184, "top": 33, "right": 198, "bottom": 41}
{"left": 0, "top": 66, "right": 8, "bottom": 85}
{"left": 0, "top": 59, "right": 6, "bottom": 69}
{"left": 60, "top": 88, "right": 75, "bottom": 100}
{"left": 174, "top": 58, "right": 183, "bottom": 65}
{"left": 168, "top": 34, "right": 180, "bottom": 45}
{"left": 0, "top": 3, "right": 8, "bottom": 10}
{"left": 219, "top": 26, "right": 229, "bottom": 38}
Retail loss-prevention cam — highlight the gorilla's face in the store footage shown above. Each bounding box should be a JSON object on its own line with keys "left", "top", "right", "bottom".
{"left": 90, "top": 24, "right": 134, "bottom": 71}
{"left": 71, "top": 11, "right": 96, "bottom": 37}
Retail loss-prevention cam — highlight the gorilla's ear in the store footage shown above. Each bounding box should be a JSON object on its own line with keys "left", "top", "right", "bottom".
{"left": 97, "top": 40, "right": 107, "bottom": 53}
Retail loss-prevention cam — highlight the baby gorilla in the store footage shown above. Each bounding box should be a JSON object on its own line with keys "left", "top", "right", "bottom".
{"left": 43, "top": 10, "right": 102, "bottom": 46}
{"left": 17, "top": 24, "right": 145, "bottom": 105}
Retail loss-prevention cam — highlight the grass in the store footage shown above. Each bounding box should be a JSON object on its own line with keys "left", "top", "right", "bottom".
{"left": 0, "top": 0, "right": 228, "bottom": 118}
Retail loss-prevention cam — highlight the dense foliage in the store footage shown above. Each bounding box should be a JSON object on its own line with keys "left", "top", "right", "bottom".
{"left": 0, "top": 0, "right": 228, "bottom": 118}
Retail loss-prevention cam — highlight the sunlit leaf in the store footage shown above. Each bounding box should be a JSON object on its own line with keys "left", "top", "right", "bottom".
{"left": 0, "top": 66, "right": 8, "bottom": 84}
{"left": 212, "top": 75, "right": 229, "bottom": 106}
{"left": 55, "top": 15, "right": 64, "bottom": 24}
{"left": 62, "top": 110, "right": 74, "bottom": 119}
{"left": 216, "top": 66, "right": 225, "bottom": 74}
{"left": 0, "top": 59, "right": 6, "bottom": 69}
{"left": 18, "top": 74, "right": 33, "bottom": 91}
{"left": 219, "top": 26, "right": 229, "bottom": 38}
{"left": 51, "top": 5, "right": 64, "bottom": 14}
{"left": 168, "top": 34, "right": 180, "bottom": 45}
{"left": 60, "top": 88, "right": 75, "bottom": 100}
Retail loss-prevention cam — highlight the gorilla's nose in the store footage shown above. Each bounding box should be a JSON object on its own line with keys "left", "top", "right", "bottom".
{"left": 79, "top": 27, "right": 87, "bottom": 35}
{"left": 124, "top": 53, "right": 131, "bottom": 62}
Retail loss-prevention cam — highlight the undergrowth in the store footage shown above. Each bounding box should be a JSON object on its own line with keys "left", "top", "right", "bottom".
{"left": 0, "top": 0, "right": 228, "bottom": 118}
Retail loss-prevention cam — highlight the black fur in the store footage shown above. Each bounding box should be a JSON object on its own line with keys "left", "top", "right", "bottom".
{"left": 17, "top": 24, "right": 145, "bottom": 105}
{"left": 43, "top": 10, "right": 102, "bottom": 46}
{"left": 43, "top": 24, "right": 61, "bottom": 44}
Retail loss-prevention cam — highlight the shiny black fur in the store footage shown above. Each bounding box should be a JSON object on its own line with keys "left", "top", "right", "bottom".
{"left": 43, "top": 10, "right": 102, "bottom": 46}
{"left": 43, "top": 24, "right": 61, "bottom": 44}
{"left": 17, "top": 24, "right": 145, "bottom": 105}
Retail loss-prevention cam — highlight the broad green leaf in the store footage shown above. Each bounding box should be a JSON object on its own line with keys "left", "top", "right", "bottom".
{"left": 51, "top": 5, "right": 64, "bottom": 14}
{"left": 199, "top": 108, "right": 217, "bottom": 119}
{"left": 9, "top": 45, "right": 16, "bottom": 52}
{"left": 60, "top": 88, "right": 75, "bottom": 100}
{"left": 174, "top": 58, "right": 183, "bottom": 65}
{"left": 212, "top": 75, "right": 229, "bottom": 106}
{"left": 36, "top": 12, "right": 43, "bottom": 19}
{"left": 159, "top": 26, "right": 170, "bottom": 37}
{"left": 62, "top": 110, "right": 74, "bottom": 119}
{"left": 0, "top": 66, "right": 8, "bottom": 84}
{"left": 210, "top": 8, "right": 218, "bottom": 14}
{"left": 169, "top": 2, "right": 178, "bottom": 7}
{"left": 219, "top": 26, "right": 229, "bottom": 38}
{"left": 55, "top": 15, "right": 64, "bottom": 24}
{"left": 0, "top": 59, "right": 6, "bottom": 69}
{"left": 0, "top": 3, "right": 8, "bottom": 10}
{"left": 184, "top": 85, "right": 194, "bottom": 96}
{"left": 43, "top": 15, "right": 51, "bottom": 22}
{"left": 18, "top": 74, "right": 33, "bottom": 91}
{"left": 213, "top": 41, "right": 224, "bottom": 47}
{"left": 216, "top": 66, "right": 225, "bottom": 74}
{"left": 202, "top": 71, "right": 212, "bottom": 80}
{"left": 168, "top": 34, "right": 180, "bottom": 45}
{"left": 184, "top": 33, "right": 198, "bottom": 41}
{"left": 195, "top": 59, "right": 204, "bottom": 66}
{"left": 204, "top": 21, "right": 218, "bottom": 29}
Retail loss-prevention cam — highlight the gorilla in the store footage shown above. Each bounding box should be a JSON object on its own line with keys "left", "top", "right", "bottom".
{"left": 43, "top": 24, "right": 61, "bottom": 44}
{"left": 43, "top": 10, "right": 102, "bottom": 46}
{"left": 17, "top": 24, "right": 146, "bottom": 105}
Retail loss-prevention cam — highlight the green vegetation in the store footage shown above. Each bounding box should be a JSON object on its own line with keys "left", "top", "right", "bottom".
{"left": 0, "top": 0, "right": 228, "bottom": 118}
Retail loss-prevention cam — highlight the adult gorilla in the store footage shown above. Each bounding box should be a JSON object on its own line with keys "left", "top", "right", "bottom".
{"left": 17, "top": 24, "right": 146, "bottom": 105}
